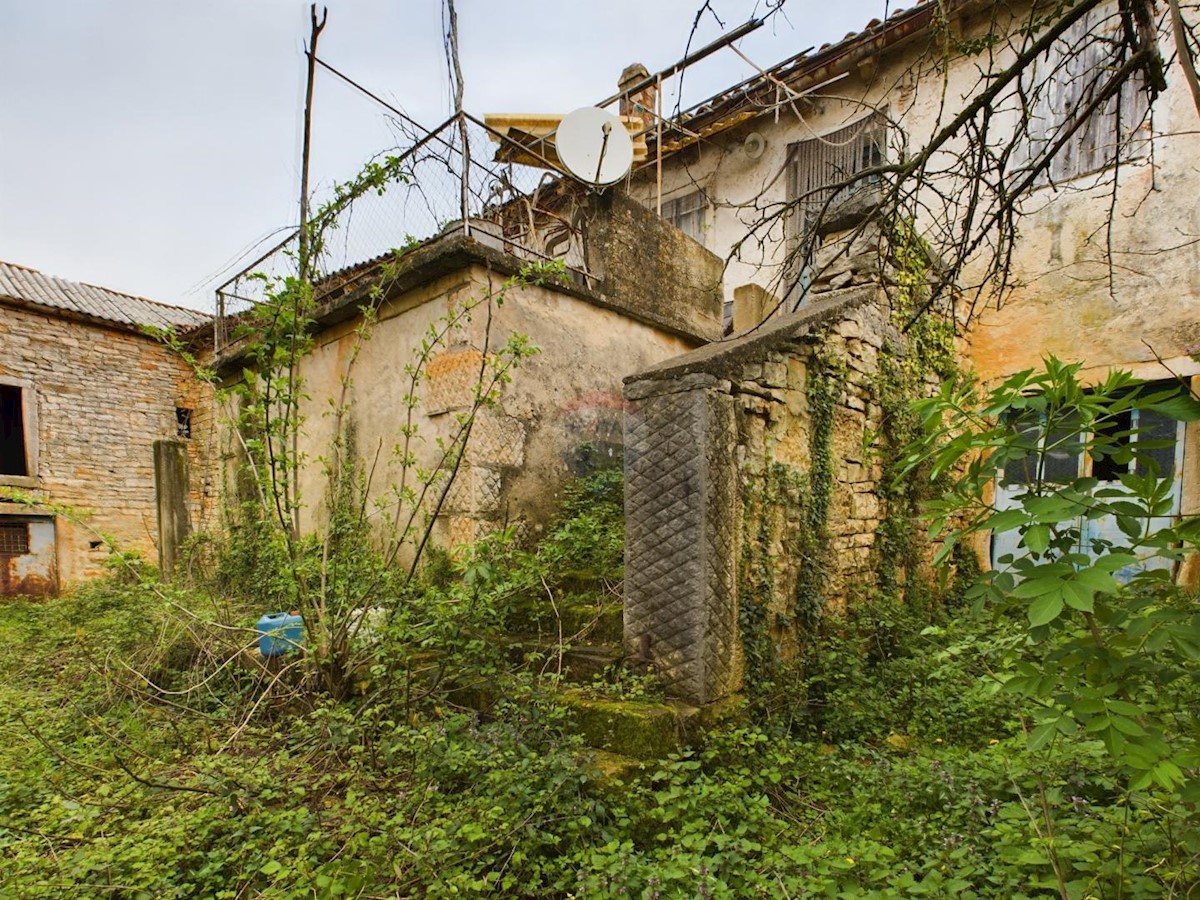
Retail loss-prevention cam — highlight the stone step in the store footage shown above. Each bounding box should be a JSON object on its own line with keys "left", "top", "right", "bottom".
{"left": 551, "top": 570, "right": 616, "bottom": 595}
{"left": 503, "top": 637, "right": 623, "bottom": 682}
{"left": 568, "top": 603, "right": 622, "bottom": 644}
{"left": 508, "top": 596, "right": 622, "bottom": 645}
{"left": 561, "top": 644, "right": 622, "bottom": 681}
{"left": 563, "top": 691, "right": 700, "bottom": 760}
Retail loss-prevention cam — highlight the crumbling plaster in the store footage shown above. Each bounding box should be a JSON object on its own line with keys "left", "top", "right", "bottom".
{"left": 291, "top": 252, "right": 705, "bottom": 552}
{"left": 627, "top": 1, "right": 1200, "bottom": 381}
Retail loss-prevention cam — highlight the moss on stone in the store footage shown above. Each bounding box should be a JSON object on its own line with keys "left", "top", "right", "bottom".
{"left": 581, "top": 750, "right": 646, "bottom": 796}
{"left": 563, "top": 691, "right": 681, "bottom": 759}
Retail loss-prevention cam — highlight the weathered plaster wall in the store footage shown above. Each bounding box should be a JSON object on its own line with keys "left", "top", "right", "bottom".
{"left": 292, "top": 261, "right": 700, "bottom": 553}
{"left": 628, "top": 2, "right": 1200, "bottom": 591}
{"left": 629, "top": 1, "right": 1200, "bottom": 383}
{"left": 0, "top": 303, "right": 216, "bottom": 587}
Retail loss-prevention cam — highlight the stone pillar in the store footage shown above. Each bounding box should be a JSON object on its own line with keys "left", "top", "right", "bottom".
{"left": 732, "top": 283, "right": 777, "bottom": 332}
{"left": 154, "top": 439, "right": 191, "bottom": 579}
{"left": 624, "top": 373, "right": 740, "bottom": 706}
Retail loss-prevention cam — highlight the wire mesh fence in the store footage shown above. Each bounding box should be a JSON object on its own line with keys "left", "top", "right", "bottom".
{"left": 213, "top": 115, "right": 586, "bottom": 351}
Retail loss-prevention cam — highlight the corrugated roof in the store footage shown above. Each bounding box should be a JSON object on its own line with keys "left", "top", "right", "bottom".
{"left": 0, "top": 260, "right": 210, "bottom": 332}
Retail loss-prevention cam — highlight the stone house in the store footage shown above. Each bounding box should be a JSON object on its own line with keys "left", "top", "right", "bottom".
{"left": 0, "top": 261, "right": 214, "bottom": 594}
{"left": 621, "top": 0, "right": 1198, "bottom": 533}
{"left": 606, "top": 0, "right": 1200, "bottom": 702}
{"left": 207, "top": 192, "right": 724, "bottom": 552}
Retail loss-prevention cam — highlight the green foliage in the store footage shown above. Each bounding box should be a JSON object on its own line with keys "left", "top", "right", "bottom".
{"left": 906, "top": 357, "right": 1200, "bottom": 790}
{"left": 876, "top": 219, "right": 959, "bottom": 604}
{"left": 801, "top": 595, "right": 1023, "bottom": 747}
{"left": 8, "top": 353, "right": 1200, "bottom": 895}
{"left": 206, "top": 254, "right": 543, "bottom": 698}
{"left": 5, "top": 522, "right": 1200, "bottom": 895}
{"left": 738, "top": 460, "right": 808, "bottom": 694}
{"left": 795, "top": 356, "right": 840, "bottom": 624}
{"left": 538, "top": 466, "right": 625, "bottom": 583}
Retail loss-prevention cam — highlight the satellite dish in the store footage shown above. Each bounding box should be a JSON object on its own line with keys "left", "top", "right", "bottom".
{"left": 556, "top": 107, "right": 634, "bottom": 186}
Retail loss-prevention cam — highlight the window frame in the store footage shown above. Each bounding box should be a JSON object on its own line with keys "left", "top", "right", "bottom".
{"left": 0, "top": 520, "right": 31, "bottom": 555}
{"left": 0, "top": 377, "right": 38, "bottom": 489}
{"left": 784, "top": 111, "right": 891, "bottom": 308}
{"left": 660, "top": 189, "right": 708, "bottom": 244}
{"left": 1015, "top": 3, "right": 1151, "bottom": 187}
{"left": 991, "top": 383, "right": 1187, "bottom": 576}
{"left": 1000, "top": 397, "right": 1184, "bottom": 489}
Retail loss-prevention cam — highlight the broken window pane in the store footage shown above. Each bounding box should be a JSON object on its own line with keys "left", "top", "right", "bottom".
{"left": 176, "top": 407, "right": 193, "bottom": 440}
{"left": 1090, "top": 398, "right": 1181, "bottom": 481}
{"left": 1133, "top": 408, "right": 1179, "bottom": 478}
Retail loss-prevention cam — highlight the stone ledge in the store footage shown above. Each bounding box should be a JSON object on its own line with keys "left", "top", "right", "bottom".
{"left": 625, "top": 285, "right": 882, "bottom": 388}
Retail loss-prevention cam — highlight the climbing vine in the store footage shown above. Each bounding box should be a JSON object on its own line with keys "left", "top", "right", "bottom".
{"left": 874, "top": 219, "right": 961, "bottom": 603}
{"left": 738, "top": 461, "right": 808, "bottom": 695}
{"left": 794, "top": 353, "right": 841, "bottom": 628}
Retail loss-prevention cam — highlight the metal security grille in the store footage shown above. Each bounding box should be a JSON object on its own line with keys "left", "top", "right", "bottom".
{"left": 0, "top": 522, "right": 30, "bottom": 555}
{"left": 783, "top": 112, "right": 888, "bottom": 308}
{"left": 786, "top": 112, "right": 888, "bottom": 242}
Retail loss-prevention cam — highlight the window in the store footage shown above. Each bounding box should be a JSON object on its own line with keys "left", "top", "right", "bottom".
{"left": 784, "top": 112, "right": 889, "bottom": 308}
{"left": 1000, "top": 401, "right": 1181, "bottom": 488}
{"left": 992, "top": 383, "right": 1186, "bottom": 576}
{"left": 0, "top": 522, "right": 29, "bottom": 555}
{"left": 175, "top": 407, "right": 193, "bottom": 440}
{"left": 1017, "top": 4, "right": 1149, "bottom": 184}
{"left": 1001, "top": 411, "right": 1084, "bottom": 486}
{"left": 1091, "top": 405, "right": 1179, "bottom": 481}
{"left": 0, "top": 379, "right": 36, "bottom": 486}
{"left": 660, "top": 190, "right": 707, "bottom": 243}
{"left": 786, "top": 112, "right": 888, "bottom": 242}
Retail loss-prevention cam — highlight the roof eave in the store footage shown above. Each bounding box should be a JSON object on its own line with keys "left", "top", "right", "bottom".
{"left": 644, "top": 0, "right": 984, "bottom": 158}
{"left": 0, "top": 293, "right": 201, "bottom": 340}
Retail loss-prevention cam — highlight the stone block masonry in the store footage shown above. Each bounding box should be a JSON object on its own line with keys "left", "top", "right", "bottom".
{"left": 624, "top": 282, "right": 912, "bottom": 705}
{"left": 0, "top": 304, "right": 215, "bottom": 586}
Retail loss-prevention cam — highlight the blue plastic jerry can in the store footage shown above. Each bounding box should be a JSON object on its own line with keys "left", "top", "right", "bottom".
{"left": 256, "top": 612, "right": 304, "bottom": 657}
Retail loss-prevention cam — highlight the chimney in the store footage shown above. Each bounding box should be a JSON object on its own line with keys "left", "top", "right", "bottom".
{"left": 618, "top": 62, "right": 655, "bottom": 128}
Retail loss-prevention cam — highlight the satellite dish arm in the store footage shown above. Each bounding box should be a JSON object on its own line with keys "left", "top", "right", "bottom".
{"left": 594, "top": 121, "right": 613, "bottom": 184}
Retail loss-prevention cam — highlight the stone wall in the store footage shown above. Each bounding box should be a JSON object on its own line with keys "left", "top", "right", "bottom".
{"left": 623, "top": 281, "right": 912, "bottom": 705}
{"left": 276, "top": 247, "right": 704, "bottom": 559}
{"left": 578, "top": 192, "right": 725, "bottom": 342}
{"left": 0, "top": 303, "right": 215, "bottom": 587}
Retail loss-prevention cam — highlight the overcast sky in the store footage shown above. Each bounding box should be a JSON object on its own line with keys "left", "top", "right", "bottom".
{"left": 0, "top": 0, "right": 889, "bottom": 312}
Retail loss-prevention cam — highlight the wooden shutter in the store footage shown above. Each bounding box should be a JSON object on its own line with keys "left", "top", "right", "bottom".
{"left": 1023, "top": 4, "right": 1149, "bottom": 184}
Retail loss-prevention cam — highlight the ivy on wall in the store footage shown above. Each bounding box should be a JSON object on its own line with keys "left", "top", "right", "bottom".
{"left": 875, "top": 221, "right": 960, "bottom": 605}
{"left": 736, "top": 353, "right": 841, "bottom": 701}
{"left": 737, "top": 219, "right": 967, "bottom": 701}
